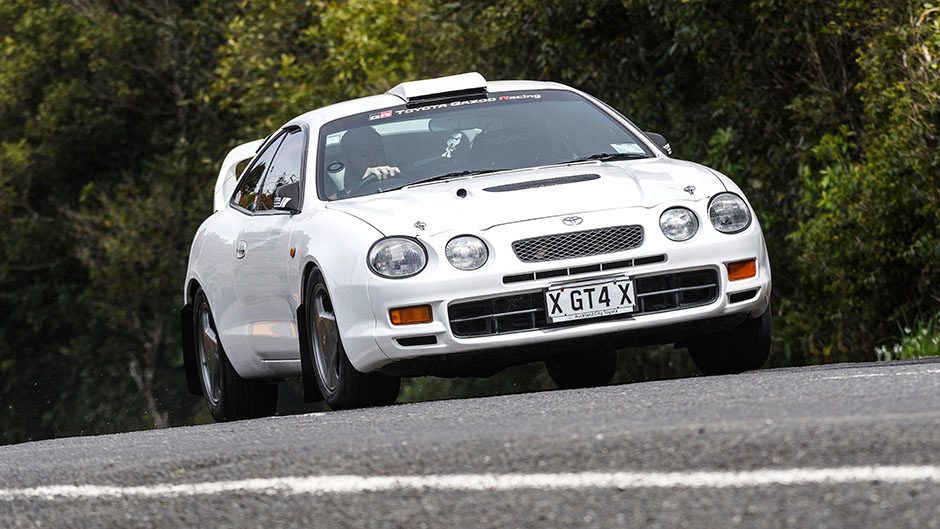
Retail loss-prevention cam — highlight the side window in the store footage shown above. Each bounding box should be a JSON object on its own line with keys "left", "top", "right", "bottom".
{"left": 256, "top": 129, "right": 305, "bottom": 212}
{"left": 231, "top": 135, "right": 284, "bottom": 212}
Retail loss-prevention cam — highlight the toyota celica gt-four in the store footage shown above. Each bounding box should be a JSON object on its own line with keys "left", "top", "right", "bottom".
{"left": 181, "top": 72, "right": 771, "bottom": 421}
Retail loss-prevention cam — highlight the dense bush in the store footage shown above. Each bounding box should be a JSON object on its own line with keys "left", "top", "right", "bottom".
{"left": 0, "top": 0, "right": 936, "bottom": 444}
{"left": 790, "top": 4, "right": 940, "bottom": 360}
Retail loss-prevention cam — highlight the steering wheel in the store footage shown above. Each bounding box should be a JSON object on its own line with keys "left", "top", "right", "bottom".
{"left": 348, "top": 172, "right": 405, "bottom": 197}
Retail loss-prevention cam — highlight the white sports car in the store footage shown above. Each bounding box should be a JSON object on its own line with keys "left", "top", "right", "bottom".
{"left": 181, "top": 72, "right": 771, "bottom": 421}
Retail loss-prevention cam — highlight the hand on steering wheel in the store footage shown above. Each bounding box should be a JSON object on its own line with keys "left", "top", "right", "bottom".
{"left": 363, "top": 166, "right": 401, "bottom": 179}
{"left": 349, "top": 166, "right": 402, "bottom": 196}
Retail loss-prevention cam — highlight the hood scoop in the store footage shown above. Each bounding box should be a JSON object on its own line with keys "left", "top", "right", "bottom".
{"left": 483, "top": 173, "right": 600, "bottom": 193}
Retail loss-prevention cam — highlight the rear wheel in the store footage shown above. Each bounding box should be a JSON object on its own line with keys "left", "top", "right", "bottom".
{"left": 194, "top": 289, "right": 277, "bottom": 421}
{"left": 305, "top": 270, "right": 400, "bottom": 410}
{"left": 545, "top": 351, "right": 618, "bottom": 390}
{"left": 687, "top": 306, "right": 771, "bottom": 375}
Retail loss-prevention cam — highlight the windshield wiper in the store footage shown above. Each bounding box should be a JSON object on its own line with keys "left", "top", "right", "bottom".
{"left": 400, "top": 169, "right": 509, "bottom": 189}
{"left": 555, "top": 152, "right": 650, "bottom": 164}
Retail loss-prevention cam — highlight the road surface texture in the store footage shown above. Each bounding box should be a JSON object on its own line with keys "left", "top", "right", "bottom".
{"left": 3, "top": 359, "right": 940, "bottom": 528}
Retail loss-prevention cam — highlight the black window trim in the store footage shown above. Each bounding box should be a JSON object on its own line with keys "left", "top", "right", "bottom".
{"left": 229, "top": 124, "right": 309, "bottom": 216}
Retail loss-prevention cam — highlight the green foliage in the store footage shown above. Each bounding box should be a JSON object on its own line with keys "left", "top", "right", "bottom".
{"left": 0, "top": 0, "right": 938, "bottom": 444}
{"left": 877, "top": 313, "right": 940, "bottom": 361}
{"left": 0, "top": 0, "right": 234, "bottom": 442}
{"left": 789, "top": 3, "right": 940, "bottom": 360}
{"left": 213, "top": 0, "right": 436, "bottom": 138}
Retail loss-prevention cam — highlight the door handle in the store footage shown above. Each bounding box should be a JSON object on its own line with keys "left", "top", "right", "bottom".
{"left": 235, "top": 240, "right": 247, "bottom": 259}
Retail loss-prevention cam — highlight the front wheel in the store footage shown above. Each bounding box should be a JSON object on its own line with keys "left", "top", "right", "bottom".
{"left": 193, "top": 289, "right": 277, "bottom": 421}
{"left": 687, "top": 306, "right": 771, "bottom": 375}
{"left": 305, "top": 270, "right": 400, "bottom": 410}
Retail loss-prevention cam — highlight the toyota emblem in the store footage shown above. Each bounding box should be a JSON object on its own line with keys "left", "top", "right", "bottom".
{"left": 562, "top": 216, "right": 583, "bottom": 226}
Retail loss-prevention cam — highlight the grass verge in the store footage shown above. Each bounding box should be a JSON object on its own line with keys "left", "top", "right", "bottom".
{"left": 876, "top": 313, "right": 940, "bottom": 361}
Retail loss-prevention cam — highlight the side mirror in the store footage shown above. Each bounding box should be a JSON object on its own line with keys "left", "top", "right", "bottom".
{"left": 646, "top": 132, "right": 672, "bottom": 156}
{"left": 273, "top": 180, "right": 301, "bottom": 213}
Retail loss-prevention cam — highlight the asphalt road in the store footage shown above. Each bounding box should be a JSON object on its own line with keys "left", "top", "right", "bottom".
{"left": 3, "top": 359, "right": 940, "bottom": 528}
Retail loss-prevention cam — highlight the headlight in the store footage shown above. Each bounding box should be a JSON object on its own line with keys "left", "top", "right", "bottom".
{"left": 708, "top": 193, "right": 752, "bottom": 233}
{"left": 445, "top": 235, "right": 488, "bottom": 270}
{"left": 659, "top": 207, "right": 699, "bottom": 241}
{"left": 368, "top": 237, "right": 427, "bottom": 278}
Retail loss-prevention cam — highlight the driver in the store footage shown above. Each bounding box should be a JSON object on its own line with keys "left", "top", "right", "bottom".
{"left": 340, "top": 126, "right": 400, "bottom": 193}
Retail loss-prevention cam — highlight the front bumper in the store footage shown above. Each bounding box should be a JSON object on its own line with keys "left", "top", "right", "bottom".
{"left": 348, "top": 207, "right": 771, "bottom": 373}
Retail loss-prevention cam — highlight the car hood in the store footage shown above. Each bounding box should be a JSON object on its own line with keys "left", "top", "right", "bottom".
{"left": 324, "top": 159, "right": 726, "bottom": 235}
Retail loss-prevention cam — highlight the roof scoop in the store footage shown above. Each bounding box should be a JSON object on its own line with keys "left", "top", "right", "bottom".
{"left": 387, "top": 72, "right": 488, "bottom": 108}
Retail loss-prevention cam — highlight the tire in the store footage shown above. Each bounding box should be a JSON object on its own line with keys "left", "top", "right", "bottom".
{"left": 304, "top": 270, "right": 400, "bottom": 410}
{"left": 545, "top": 351, "right": 618, "bottom": 390}
{"left": 687, "top": 305, "right": 771, "bottom": 375}
{"left": 193, "top": 289, "right": 278, "bottom": 421}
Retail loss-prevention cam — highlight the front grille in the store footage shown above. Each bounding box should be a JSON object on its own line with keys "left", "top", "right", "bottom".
{"left": 511, "top": 225, "right": 643, "bottom": 263}
{"left": 448, "top": 269, "right": 719, "bottom": 338}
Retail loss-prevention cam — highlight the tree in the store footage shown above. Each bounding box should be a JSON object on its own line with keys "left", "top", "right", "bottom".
{"left": 0, "top": 0, "right": 235, "bottom": 441}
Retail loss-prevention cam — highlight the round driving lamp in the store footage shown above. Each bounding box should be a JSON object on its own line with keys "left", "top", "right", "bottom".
{"left": 445, "top": 235, "right": 488, "bottom": 270}
{"left": 659, "top": 207, "right": 699, "bottom": 242}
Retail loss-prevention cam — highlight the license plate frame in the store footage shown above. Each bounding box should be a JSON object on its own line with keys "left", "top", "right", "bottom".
{"left": 544, "top": 277, "right": 636, "bottom": 324}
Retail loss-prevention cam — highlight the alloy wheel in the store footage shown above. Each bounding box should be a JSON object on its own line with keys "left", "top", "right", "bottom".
{"left": 312, "top": 284, "right": 341, "bottom": 394}
{"left": 196, "top": 303, "right": 222, "bottom": 406}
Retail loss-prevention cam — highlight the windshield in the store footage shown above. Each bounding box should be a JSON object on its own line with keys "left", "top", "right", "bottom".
{"left": 316, "top": 89, "right": 653, "bottom": 200}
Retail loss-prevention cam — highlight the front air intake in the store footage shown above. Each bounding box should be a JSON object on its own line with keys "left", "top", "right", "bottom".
{"left": 448, "top": 269, "right": 720, "bottom": 337}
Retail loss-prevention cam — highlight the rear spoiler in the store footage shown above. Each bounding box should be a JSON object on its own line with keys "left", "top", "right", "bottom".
{"left": 213, "top": 139, "right": 263, "bottom": 212}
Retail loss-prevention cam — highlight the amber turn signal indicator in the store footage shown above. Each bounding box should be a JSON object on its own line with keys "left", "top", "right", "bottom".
{"left": 727, "top": 259, "right": 757, "bottom": 281}
{"left": 389, "top": 305, "right": 433, "bottom": 325}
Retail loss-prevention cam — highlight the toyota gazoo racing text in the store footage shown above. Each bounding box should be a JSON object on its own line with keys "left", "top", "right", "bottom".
{"left": 181, "top": 72, "right": 771, "bottom": 420}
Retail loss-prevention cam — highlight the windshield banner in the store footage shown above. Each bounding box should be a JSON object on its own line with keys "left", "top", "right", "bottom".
{"left": 369, "top": 93, "right": 542, "bottom": 121}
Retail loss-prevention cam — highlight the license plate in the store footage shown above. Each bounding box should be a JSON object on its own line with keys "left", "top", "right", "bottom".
{"left": 545, "top": 278, "right": 635, "bottom": 323}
